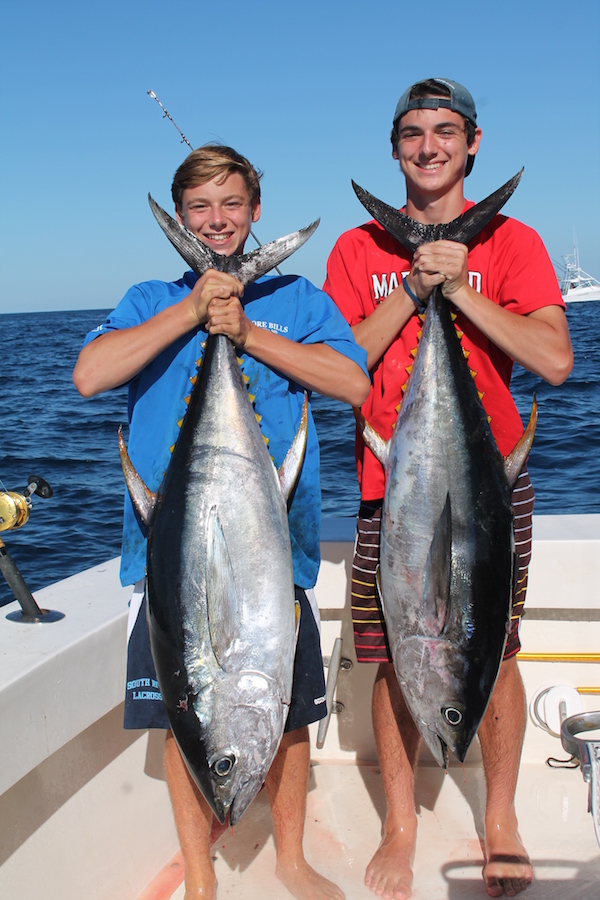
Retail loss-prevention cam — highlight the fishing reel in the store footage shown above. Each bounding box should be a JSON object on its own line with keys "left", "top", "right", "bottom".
{"left": 0, "top": 475, "right": 53, "bottom": 533}
{"left": 0, "top": 474, "right": 64, "bottom": 624}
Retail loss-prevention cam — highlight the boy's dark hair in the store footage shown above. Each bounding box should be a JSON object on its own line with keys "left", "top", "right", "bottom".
{"left": 390, "top": 79, "right": 477, "bottom": 176}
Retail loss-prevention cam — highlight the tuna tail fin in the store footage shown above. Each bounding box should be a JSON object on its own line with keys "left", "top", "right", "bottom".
{"left": 354, "top": 408, "right": 390, "bottom": 468}
{"left": 278, "top": 393, "right": 309, "bottom": 502}
{"left": 504, "top": 395, "right": 538, "bottom": 488}
{"left": 236, "top": 221, "right": 320, "bottom": 285}
{"left": 351, "top": 169, "right": 523, "bottom": 252}
{"left": 148, "top": 195, "right": 319, "bottom": 286}
{"left": 118, "top": 427, "right": 157, "bottom": 527}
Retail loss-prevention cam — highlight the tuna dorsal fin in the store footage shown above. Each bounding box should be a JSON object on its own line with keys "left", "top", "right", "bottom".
{"left": 148, "top": 195, "right": 319, "bottom": 287}
{"left": 422, "top": 494, "right": 453, "bottom": 635}
{"left": 504, "top": 395, "right": 538, "bottom": 488}
{"left": 278, "top": 393, "right": 309, "bottom": 502}
{"left": 351, "top": 169, "right": 523, "bottom": 252}
{"left": 118, "top": 427, "right": 156, "bottom": 527}
{"left": 354, "top": 408, "right": 390, "bottom": 468}
{"left": 206, "top": 504, "right": 239, "bottom": 672}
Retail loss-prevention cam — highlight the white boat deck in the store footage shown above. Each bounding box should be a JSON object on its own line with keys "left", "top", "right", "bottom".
{"left": 1, "top": 515, "right": 600, "bottom": 899}
{"left": 159, "top": 762, "right": 599, "bottom": 900}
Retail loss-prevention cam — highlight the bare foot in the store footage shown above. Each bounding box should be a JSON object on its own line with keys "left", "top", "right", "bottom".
{"left": 484, "top": 821, "right": 532, "bottom": 897}
{"left": 275, "top": 858, "right": 345, "bottom": 900}
{"left": 364, "top": 823, "right": 416, "bottom": 900}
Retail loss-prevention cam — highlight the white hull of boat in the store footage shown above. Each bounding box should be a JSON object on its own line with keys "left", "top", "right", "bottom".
{"left": 564, "top": 285, "right": 600, "bottom": 303}
{"left": 1, "top": 516, "right": 600, "bottom": 899}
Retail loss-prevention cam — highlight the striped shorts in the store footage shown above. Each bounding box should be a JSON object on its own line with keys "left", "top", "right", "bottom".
{"left": 351, "top": 467, "right": 535, "bottom": 663}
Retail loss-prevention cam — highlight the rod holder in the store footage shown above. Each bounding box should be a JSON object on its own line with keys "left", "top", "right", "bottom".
{"left": 1, "top": 540, "right": 64, "bottom": 624}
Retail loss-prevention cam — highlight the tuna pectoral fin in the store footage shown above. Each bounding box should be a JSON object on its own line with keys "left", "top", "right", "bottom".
{"left": 354, "top": 408, "right": 390, "bottom": 468}
{"left": 118, "top": 427, "right": 156, "bottom": 527}
{"left": 504, "top": 395, "right": 538, "bottom": 488}
{"left": 278, "top": 394, "right": 309, "bottom": 502}
{"left": 206, "top": 505, "right": 240, "bottom": 671}
{"left": 422, "top": 494, "right": 453, "bottom": 634}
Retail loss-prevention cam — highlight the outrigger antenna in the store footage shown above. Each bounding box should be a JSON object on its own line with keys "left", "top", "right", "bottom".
{"left": 147, "top": 90, "right": 283, "bottom": 275}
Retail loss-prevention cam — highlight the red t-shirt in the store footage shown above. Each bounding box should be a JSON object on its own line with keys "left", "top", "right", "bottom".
{"left": 323, "top": 205, "right": 565, "bottom": 500}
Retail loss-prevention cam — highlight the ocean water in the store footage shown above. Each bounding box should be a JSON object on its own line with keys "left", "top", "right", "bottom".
{"left": 1, "top": 304, "right": 598, "bottom": 606}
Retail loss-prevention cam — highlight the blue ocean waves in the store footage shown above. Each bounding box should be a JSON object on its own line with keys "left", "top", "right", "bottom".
{"left": 0, "top": 302, "right": 598, "bottom": 606}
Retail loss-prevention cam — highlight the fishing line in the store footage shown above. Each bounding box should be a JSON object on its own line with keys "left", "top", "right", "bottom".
{"left": 147, "top": 90, "right": 282, "bottom": 274}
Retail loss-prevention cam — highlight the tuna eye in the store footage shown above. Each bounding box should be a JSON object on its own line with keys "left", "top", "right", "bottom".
{"left": 212, "top": 754, "right": 235, "bottom": 778}
{"left": 443, "top": 707, "right": 463, "bottom": 726}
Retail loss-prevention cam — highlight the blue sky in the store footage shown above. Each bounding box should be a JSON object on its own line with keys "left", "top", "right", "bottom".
{"left": 1, "top": 0, "right": 598, "bottom": 313}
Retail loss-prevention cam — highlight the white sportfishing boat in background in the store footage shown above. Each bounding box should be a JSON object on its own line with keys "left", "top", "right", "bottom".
{"left": 558, "top": 241, "right": 600, "bottom": 303}
{"left": 1, "top": 515, "right": 600, "bottom": 899}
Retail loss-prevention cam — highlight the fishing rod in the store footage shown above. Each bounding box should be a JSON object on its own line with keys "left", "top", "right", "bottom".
{"left": 148, "top": 90, "right": 282, "bottom": 274}
{"left": 0, "top": 475, "right": 64, "bottom": 623}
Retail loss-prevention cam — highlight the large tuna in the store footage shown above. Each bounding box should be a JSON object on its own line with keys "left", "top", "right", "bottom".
{"left": 353, "top": 173, "right": 536, "bottom": 767}
{"left": 120, "top": 201, "right": 317, "bottom": 823}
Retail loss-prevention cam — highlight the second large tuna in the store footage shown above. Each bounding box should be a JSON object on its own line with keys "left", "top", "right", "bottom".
{"left": 354, "top": 173, "right": 536, "bottom": 767}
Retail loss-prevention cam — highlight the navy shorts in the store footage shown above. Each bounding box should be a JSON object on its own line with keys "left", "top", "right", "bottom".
{"left": 124, "top": 585, "right": 327, "bottom": 733}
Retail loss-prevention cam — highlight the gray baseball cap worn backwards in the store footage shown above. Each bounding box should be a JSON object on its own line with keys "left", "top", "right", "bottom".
{"left": 393, "top": 78, "right": 477, "bottom": 127}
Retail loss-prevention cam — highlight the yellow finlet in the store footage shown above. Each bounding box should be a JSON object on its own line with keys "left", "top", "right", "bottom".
{"left": 470, "top": 370, "right": 478, "bottom": 380}
{"left": 406, "top": 364, "right": 413, "bottom": 375}
{"left": 184, "top": 395, "right": 191, "bottom": 405}
{"left": 189, "top": 374, "right": 198, "bottom": 386}
{"left": 410, "top": 347, "right": 418, "bottom": 359}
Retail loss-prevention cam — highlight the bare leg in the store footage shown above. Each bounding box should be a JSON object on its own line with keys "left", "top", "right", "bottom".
{"left": 365, "top": 663, "right": 420, "bottom": 900}
{"left": 164, "top": 730, "right": 217, "bottom": 899}
{"left": 265, "top": 726, "right": 345, "bottom": 899}
{"left": 478, "top": 658, "right": 533, "bottom": 897}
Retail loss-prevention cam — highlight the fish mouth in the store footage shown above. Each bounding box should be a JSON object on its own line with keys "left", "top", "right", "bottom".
{"left": 208, "top": 774, "right": 262, "bottom": 826}
{"left": 228, "top": 776, "right": 264, "bottom": 826}
{"left": 436, "top": 735, "right": 449, "bottom": 769}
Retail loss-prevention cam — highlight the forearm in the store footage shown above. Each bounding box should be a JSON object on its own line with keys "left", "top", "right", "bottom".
{"left": 448, "top": 283, "right": 573, "bottom": 385}
{"left": 351, "top": 282, "right": 417, "bottom": 370}
{"left": 73, "top": 300, "right": 199, "bottom": 397}
{"left": 243, "top": 325, "right": 370, "bottom": 407}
